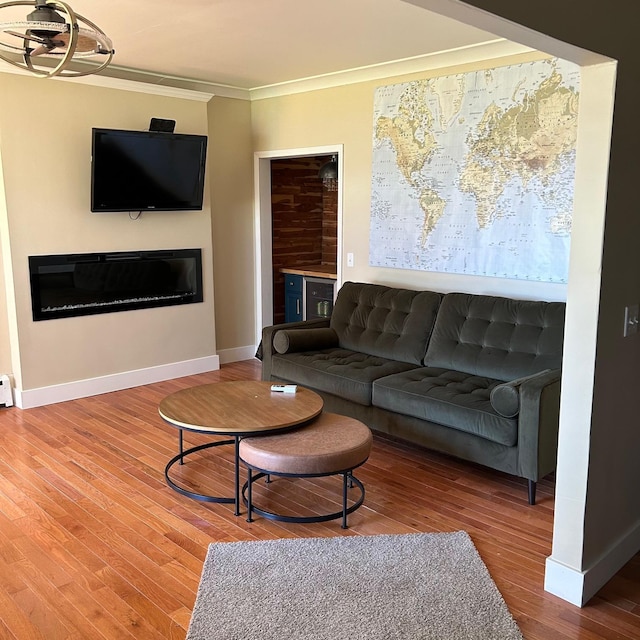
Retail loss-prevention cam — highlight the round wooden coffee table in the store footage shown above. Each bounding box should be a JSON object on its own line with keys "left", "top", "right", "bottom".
{"left": 158, "top": 381, "right": 323, "bottom": 515}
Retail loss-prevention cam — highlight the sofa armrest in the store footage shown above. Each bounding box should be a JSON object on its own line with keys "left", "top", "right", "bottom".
{"left": 260, "top": 317, "right": 331, "bottom": 381}
{"left": 515, "top": 368, "right": 562, "bottom": 482}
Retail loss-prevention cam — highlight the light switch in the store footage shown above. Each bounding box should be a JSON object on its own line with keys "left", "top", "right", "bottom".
{"left": 347, "top": 253, "right": 354, "bottom": 267}
{"left": 624, "top": 304, "right": 639, "bottom": 337}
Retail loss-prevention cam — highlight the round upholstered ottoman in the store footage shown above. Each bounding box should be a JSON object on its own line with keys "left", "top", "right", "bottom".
{"left": 239, "top": 412, "right": 373, "bottom": 529}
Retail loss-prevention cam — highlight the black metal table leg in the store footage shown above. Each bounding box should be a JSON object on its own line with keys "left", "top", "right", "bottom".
{"left": 234, "top": 436, "right": 241, "bottom": 516}
{"left": 342, "top": 472, "right": 348, "bottom": 529}
{"left": 246, "top": 466, "right": 253, "bottom": 523}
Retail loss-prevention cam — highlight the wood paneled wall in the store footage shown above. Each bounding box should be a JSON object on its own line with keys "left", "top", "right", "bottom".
{"left": 322, "top": 188, "right": 338, "bottom": 267}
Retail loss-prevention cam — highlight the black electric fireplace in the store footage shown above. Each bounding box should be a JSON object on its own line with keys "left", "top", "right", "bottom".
{"left": 29, "top": 248, "right": 203, "bottom": 321}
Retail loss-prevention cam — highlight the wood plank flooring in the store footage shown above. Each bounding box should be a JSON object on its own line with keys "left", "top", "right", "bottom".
{"left": 0, "top": 359, "right": 638, "bottom": 639}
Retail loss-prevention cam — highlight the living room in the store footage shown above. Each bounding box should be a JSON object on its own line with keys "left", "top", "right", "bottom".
{"left": 0, "top": 0, "right": 638, "bottom": 638}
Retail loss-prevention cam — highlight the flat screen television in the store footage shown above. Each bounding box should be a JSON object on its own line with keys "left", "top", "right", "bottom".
{"left": 91, "top": 128, "right": 208, "bottom": 212}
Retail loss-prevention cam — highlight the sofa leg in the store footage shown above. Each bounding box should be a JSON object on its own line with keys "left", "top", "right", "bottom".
{"left": 528, "top": 480, "right": 537, "bottom": 505}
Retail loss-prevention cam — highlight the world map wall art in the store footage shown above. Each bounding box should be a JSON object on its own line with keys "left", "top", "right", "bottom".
{"left": 369, "top": 58, "right": 580, "bottom": 283}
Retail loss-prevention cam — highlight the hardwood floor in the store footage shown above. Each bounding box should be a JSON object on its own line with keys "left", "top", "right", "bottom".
{"left": 0, "top": 359, "right": 638, "bottom": 639}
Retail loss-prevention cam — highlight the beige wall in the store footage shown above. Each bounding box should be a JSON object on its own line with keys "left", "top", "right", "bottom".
{"left": 207, "top": 97, "right": 255, "bottom": 357}
{"left": 0, "top": 74, "right": 216, "bottom": 393}
{"left": 250, "top": 50, "right": 567, "bottom": 311}
{"left": 0, "top": 145, "right": 12, "bottom": 380}
{"left": 0, "top": 249, "right": 10, "bottom": 377}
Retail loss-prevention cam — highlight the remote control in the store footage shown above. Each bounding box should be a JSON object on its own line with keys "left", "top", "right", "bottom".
{"left": 270, "top": 384, "right": 297, "bottom": 394}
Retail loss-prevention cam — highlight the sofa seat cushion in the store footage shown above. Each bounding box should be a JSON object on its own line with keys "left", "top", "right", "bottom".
{"left": 372, "top": 368, "right": 518, "bottom": 446}
{"left": 271, "top": 348, "right": 419, "bottom": 406}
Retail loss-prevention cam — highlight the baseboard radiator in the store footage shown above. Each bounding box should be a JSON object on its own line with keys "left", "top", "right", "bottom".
{"left": 0, "top": 374, "right": 13, "bottom": 407}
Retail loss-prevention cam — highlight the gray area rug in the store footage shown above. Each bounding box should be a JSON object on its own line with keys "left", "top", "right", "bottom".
{"left": 186, "top": 531, "right": 523, "bottom": 640}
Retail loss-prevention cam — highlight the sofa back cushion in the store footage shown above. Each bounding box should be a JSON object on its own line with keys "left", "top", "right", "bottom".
{"left": 330, "top": 281, "right": 441, "bottom": 365}
{"left": 424, "top": 293, "right": 565, "bottom": 380}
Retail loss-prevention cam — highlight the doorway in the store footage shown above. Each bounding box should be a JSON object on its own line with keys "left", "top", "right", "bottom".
{"left": 254, "top": 145, "right": 343, "bottom": 342}
{"left": 270, "top": 155, "right": 337, "bottom": 324}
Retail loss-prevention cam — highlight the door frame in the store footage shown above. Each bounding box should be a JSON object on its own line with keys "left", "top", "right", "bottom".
{"left": 253, "top": 144, "right": 344, "bottom": 344}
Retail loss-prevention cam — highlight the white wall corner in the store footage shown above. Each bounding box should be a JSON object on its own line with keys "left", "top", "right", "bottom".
{"left": 14, "top": 355, "right": 220, "bottom": 409}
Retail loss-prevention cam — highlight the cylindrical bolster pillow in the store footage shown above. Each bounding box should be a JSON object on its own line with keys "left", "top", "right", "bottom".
{"left": 273, "top": 328, "right": 339, "bottom": 354}
{"left": 490, "top": 383, "right": 520, "bottom": 418}
{"left": 490, "top": 369, "right": 553, "bottom": 417}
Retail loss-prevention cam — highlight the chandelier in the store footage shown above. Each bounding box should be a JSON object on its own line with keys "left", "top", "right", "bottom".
{"left": 0, "top": 0, "right": 114, "bottom": 78}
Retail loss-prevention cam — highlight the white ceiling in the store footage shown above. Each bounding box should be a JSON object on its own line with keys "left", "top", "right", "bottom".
{"left": 0, "top": 0, "right": 506, "bottom": 91}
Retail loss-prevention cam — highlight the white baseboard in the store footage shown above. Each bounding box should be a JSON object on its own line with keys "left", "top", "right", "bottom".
{"left": 217, "top": 345, "right": 259, "bottom": 364}
{"left": 544, "top": 558, "right": 586, "bottom": 607}
{"left": 545, "top": 519, "right": 640, "bottom": 606}
{"left": 15, "top": 355, "right": 220, "bottom": 409}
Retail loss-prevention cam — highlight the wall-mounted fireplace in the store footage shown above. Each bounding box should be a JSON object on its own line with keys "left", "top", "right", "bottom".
{"left": 29, "top": 248, "right": 203, "bottom": 321}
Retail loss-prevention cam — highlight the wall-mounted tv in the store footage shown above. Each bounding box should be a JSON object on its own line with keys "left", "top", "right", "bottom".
{"left": 91, "top": 128, "right": 208, "bottom": 212}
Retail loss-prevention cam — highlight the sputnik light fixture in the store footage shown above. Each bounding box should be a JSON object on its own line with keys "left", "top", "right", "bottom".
{"left": 0, "top": 0, "right": 114, "bottom": 78}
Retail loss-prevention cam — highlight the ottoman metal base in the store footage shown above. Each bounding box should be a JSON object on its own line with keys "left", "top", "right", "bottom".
{"left": 242, "top": 467, "right": 366, "bottom": 529}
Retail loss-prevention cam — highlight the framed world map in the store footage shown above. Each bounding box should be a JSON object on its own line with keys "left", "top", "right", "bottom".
{"left": 369, "top": 58, "right": 580, "bottom": 283}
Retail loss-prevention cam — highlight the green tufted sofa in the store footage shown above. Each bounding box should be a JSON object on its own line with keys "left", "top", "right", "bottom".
{"left": 261, "top": 281, "right": 565, "bottom": 504}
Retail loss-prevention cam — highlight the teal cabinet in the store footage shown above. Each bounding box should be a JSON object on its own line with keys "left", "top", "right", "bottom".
{"left": 284, "top": 274, "right": 303, "bottom": 322}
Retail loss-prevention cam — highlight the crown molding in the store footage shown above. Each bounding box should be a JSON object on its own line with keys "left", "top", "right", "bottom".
{"left": 0, "top": 62, "right": 221, "bottom": 101}
{"left": 249, "top": 39, "right": 534, "bottom": 100}
{"left": 91, "top": 64, "right": 249, "bottom": 100}
{"left": 1, "top": 38, "right": 534, "bottom": 103}
{"left": 68, "top": 72, "right": 218, "bottom": 102}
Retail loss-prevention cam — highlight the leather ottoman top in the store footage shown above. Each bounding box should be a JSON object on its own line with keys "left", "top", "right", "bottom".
{"left": 239, "top": 412, "right": 372, "bottom": 476}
